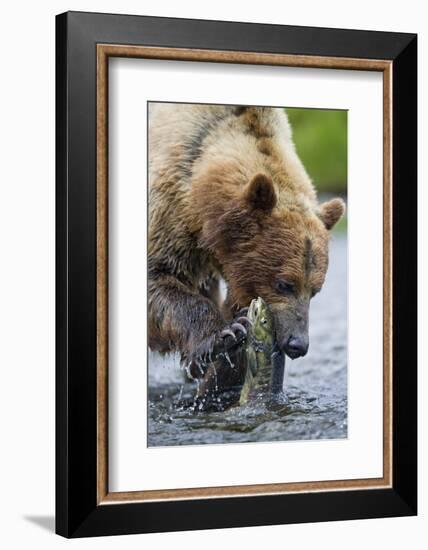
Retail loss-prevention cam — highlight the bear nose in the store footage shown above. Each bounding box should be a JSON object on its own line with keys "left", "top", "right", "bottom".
{"left": 282, "top": 336, "right": 309, "bottom": 359}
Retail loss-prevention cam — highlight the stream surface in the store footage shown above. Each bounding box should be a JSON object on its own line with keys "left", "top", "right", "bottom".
{"left": 148, "top": 235, "right": 347, "bottom": 447}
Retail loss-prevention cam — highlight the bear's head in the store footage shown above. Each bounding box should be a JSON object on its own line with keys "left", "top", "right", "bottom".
{"left": 200, "top": 173, "right": 345, "bottom": 360}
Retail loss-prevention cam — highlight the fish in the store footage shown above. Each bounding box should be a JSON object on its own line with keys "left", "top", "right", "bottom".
{"left": 239, "top": 297, "right": 285, "bottom": 405}
{"left": 188, "top": 297, "right": 285, "bottom": 411}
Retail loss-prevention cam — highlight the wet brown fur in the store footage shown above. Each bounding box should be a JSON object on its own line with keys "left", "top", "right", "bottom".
{"left": 148, "top": 104, "right": 345, "bottom": 381}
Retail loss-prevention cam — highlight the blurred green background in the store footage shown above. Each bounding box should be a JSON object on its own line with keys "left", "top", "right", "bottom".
{"left": 285, "top": 107, "right": 347, "bottom": 233}
{"left": 285, "top": 108, "right": 347, "bottom": 196}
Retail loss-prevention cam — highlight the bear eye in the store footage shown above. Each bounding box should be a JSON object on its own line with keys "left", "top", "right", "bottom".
{"left": 275, "top": 279, "right": 295, "bottom": 296}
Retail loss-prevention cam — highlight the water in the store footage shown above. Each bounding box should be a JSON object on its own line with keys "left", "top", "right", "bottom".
{"left": 148, "top": 234, "right": 347, "bottom": 446}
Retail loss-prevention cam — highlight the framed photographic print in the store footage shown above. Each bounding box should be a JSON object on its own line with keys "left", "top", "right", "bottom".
{"left": 56, "top": 11, "right": 417, "bottom": 538}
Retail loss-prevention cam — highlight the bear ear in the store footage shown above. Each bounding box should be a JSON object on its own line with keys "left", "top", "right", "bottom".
{"left": 243, "top": 173, "right": 277, "bottom": 212}
{"left": 318, "top": 198, "right": 346, "bottom": 230}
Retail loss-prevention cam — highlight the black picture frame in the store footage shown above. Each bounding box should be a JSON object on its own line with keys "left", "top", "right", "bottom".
{"left": 56, "top": 11, "right": 417, "bottom": 538}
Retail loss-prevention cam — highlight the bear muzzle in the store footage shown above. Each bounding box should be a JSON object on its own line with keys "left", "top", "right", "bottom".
{"left": 281, "top": 335, "right": 309, "bottom": 359}
{"left": 271, "top": 300, "right": 310, "bottom": 360}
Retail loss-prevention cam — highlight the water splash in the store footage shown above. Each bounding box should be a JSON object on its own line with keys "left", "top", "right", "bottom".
{"left": 224, "top": 352, "right": 234, "bottom": 369}
{"left": 212, "top": 363, "right": 218, "bottom": 391}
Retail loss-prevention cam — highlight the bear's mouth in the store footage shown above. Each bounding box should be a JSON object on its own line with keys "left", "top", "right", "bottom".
{"left": 271, "top": 340, "right": 282, "bottom": 357}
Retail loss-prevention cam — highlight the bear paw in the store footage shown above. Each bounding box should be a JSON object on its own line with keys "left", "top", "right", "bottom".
{"left": 216, "top": 315, "right": 252, "bottom": 358}
{"left": 187, "top": 315, "right": 252, "bottom": 372}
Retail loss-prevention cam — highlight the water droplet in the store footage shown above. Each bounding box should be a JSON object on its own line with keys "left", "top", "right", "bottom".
{"left": 178, "top": 385, "right": 184, "bottom": 401}
{"left": 224, "top": 352, "right": 234, "bottom": 368}
{"left": 212, "top": 363, "right": 218, "bottom": 391}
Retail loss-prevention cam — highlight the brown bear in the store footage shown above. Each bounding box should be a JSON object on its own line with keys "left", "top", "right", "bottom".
{"left": 148, "top": 103, "right": 345, "bottom": 396}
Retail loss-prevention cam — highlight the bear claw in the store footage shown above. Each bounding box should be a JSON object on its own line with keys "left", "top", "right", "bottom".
{"left": 220, "top": 328, "right": 236, "bottom": 340}
{"left": 235, "top": 316, "right": 253, "bottom": 327}
{"left": 230, "top": 322, "right": 247, "bottom": 336}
